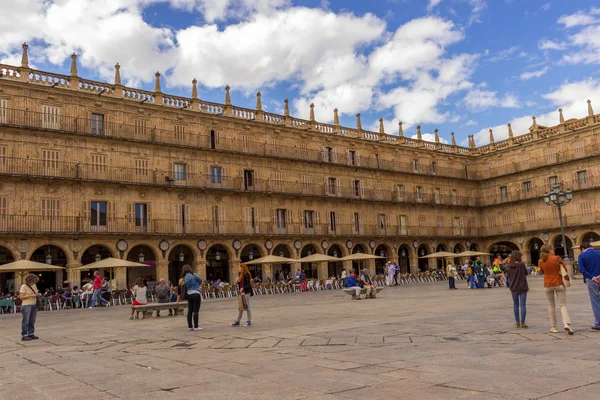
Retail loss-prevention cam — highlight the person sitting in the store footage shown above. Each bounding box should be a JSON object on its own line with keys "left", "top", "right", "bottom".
{"left": 360, "top": 269, "right": 377, "bottom": 298}
{"left": 347, "top": 273, "right": 363, "bottom": 300}
{"left": 154, "top": 278, "right": 173, "bottom": 317}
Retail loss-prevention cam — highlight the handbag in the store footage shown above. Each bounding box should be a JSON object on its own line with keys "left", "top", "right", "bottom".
{"left": 237, "top": 293, "right": 248, "bottom": 311}
{"left": 26, "top": 284, "right": 42, "bottom": 309}
{"left": 559, "top": 262, "right": 571, "bottom": 288}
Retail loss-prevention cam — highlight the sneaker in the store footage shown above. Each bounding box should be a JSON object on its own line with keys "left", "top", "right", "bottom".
{"left": 188, "top": 328, "right": 194, "bottom": 331}
{"left": 565, "top": 325, "right": 574, "bottom": 335}
{"left": 193, "top": 327, "right": 203, "bottom": 331}
{"left": 29, "top": 335, "right": 39, "bottom": 340}
{"left": 591, "top": 326, "right": 600, "bottom": 331}
{"left": 231, "top": 321, "right": 240, "bottom": 326}
{"left": 243, "top": 322, "right": 252, "bottom": 327}
{"left": 21, "top": 336, "right": 32, "bottom": 341}
{"left": 550, "top": 327, "right": 559, "bottom": 333}
{"left": 129, "top": 316, "right": 134, "bottom": 320}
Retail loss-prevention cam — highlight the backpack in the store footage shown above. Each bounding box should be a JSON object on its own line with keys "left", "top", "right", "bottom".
{"left": 466, "top": 267, "right": 473, "bottom": 276}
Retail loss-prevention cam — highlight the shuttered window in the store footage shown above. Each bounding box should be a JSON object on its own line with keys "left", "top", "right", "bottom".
{"left": 42, "top": 105, "right": 60, "bottom": 129}
{"left": 134, "top": 119, "right": 147, "bottom": 137}
{"left": 135, "top": 159, "right": 148, "bottom": 176}
{"left": 174, "top": 125, "right": 185, "bottom": 141}
{"left": 42, "top": 149, "right": 60, "bottom": 170}
{"left": 0, "top": 99, "right": 7, "bottom": 123}
{"left": 91, "top": 154, "right": 107, "bottom": 173}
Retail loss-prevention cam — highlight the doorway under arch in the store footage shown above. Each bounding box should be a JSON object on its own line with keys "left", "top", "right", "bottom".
{"left": 529, "top": 238, "right": 544, "bottom": 267}
{"left": 168, "top": 245, "right": 195, "bottom": 285}
{"left": 435, "top": 243, "right": 448, "bottom": 269}
{"left": 0, "top": 246, "right": 15, "bottom": 294}
{"left": 327, "top": 245, "right": 344, "bottom": 277}
{"left": 374, "top": 245, "right": 389, "bottom": 275}
{"left": 582, "top": 232, "right": 600, "bottom": 245}
{"left": 417, "top": 244, "right": 430, "bottom": 272}
{"left": 553, "top": 236, "right": 574, "bottom": 260}
{"left": 81, "top": 245, "right": 113, "bottom": 285}
{"left": 241, "top": 244, "right": 264, "bottom": 280}
{"left": 273, "top": 244, "right": 293, "bottom": 280}
{"left": 453, "top": 243, "right": 465, "bottom": 267}
{"left": 398, "top": 244, "right": 410, "bottom": 274}
{"left": 30, "top": 245, "right": 67, "bottom": 292}
{"left": 301, "top": 244, "right": 319, "bottom": 279}
{"left": 206, "top": 245, "right": 230, "bottom": 282}
{"left": 126, "top": 245, "right": 157, "bottom": 288}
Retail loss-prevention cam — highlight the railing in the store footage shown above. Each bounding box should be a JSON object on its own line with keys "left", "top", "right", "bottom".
{"left": 0, "top": 107, "right": 469, "bottom": 179}
{"left": 0, "top": 215, "right": 481, "bottom": 238}
{"left": 483, "top": 213, "right": 599, "bottom": 237}
{"left": 0, "top": 156, "right": 477, "bottom": 207}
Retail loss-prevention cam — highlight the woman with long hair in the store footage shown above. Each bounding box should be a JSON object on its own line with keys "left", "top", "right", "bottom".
{"left": 538, "top": 244, "right": 573, "bottom": 334}
{"left": 182, "top": 264, "right": 203, "bottom": 331}
{"left": 506, "top": 250, "right": 529, "bottom": 328}
{"left": 130, "top": 277, "right": 147, "bottom": 320}
{"left": 231, "top": 263, "right": 253, "bottom": 327}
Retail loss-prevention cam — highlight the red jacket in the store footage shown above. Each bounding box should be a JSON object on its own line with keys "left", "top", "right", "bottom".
{"left": 93, "top": 275, "right": 102, "bottom": 290}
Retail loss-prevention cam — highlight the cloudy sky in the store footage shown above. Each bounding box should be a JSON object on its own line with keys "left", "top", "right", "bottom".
{"left": 1, "top": 0, "right": 599, "bottom": 146}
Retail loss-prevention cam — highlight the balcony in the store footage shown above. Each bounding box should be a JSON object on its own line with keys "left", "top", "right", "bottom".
{"left": 0, "top": 215, "right": 481, "bottom": 238}
{"left": 482, "top": 213, "right": 599, "bottom": 237}
{"left": 0, "top": 156, "right": 476, "bottom": 207}
{"left": 0, "top": 107, "right": 468, "bottom": 179}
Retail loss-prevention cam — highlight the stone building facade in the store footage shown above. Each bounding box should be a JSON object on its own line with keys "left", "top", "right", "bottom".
{"left": 0, "top": 44, "right": 599, "bottom": 290}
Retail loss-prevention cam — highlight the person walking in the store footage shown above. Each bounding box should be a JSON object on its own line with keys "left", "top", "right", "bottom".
{"left": 19, "top": 274, "right": 41, "bottom": 341}
{"left": 181, "top": 265, "right": 203, "bottom": 331}
{"left": 90, "top": 271, "right": 110, "bottom": 308}
{"left": 129, "top": 277, "right": 147, "bottom": 320}
{"left": 386, "top": 262, "right": 395, "bottom": 287}
{"left": 446, "top": 261, "right": 457, "bottom": 290}
{"left": 231, "top": 263, "right": 253, "bottom": 327}
{"left": 538, "top": 244, "right": 573, "bottom": 334}
{"left": 577, "top": 242, "right": 600, "bottom": 331}
{"left": 506, "top": 251, "right": 529, "bottom": 328}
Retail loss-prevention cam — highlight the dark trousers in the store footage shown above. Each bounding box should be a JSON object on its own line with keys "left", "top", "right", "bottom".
{"left": 448, "top": 277, "right": 456, "bottom": 289}
{"left": 186, "top": 293, "right": 201, "bottom": 329}
{"left": 512, "top": 291, "right": 527, "bottom": 324}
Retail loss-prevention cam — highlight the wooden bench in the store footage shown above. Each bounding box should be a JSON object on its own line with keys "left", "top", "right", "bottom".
{"left": 342, "top": 287, "right": 383, "bottom": 300}
{"left": 132, "top": 302, "right": 187, "bottom": 319}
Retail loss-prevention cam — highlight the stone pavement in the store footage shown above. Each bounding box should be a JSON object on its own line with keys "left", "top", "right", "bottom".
{"left": 1, "top": 278, "right": 600, "bottom": 400}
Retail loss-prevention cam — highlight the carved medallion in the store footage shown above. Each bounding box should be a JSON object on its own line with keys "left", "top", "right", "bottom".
{"left": 16, "top": 239, "right": 31, "bottom": 253}
{"left": 94, "top": 188, "right": 105, "bottom": 196}
{"left": 69, "top": 239, "right": 83, "bottom": 253}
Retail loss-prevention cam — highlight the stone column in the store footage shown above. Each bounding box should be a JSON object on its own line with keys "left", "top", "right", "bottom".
{"left": 194, "top": 260, "right": 206, "bottom": 281}
{"left": 115, "top": 267, "right": 126, "bottom": 290}
{"left": 263, "top": 263, "right": 273, "bottom": 282}
{"left": 409, "top": 256, "right": 419, "bottom": 274}
{"left": 317, "top": 263, "right": 328, "bottom": 280}
{"left": 366, "top": 259, "right": 376, "bottom": 276}
{"left": 230, "top": 259, "right": 241, "bottom": 284}
{"left": 156, "top": 261, "right": 169, "bottom": 282}
{"left": 343, "top": 260, "right": 353, "bottom": 274}
{"left": 66, "top": 263, "right": 82, "bottom": 289}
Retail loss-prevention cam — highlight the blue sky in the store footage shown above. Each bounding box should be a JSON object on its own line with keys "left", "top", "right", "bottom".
{"left": 1, "top": 0, "right": 599, "bottom": 145}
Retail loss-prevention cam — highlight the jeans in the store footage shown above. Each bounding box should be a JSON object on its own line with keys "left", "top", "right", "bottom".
{"left": 477, "top": 275, "right": 485, "bottom": 289}
{"left": 236, "top": 293, "right": 252, "bottom": 323}
{"left": 586, "top": 280, "right": 600, "bottom": 328}
{"left": 512, "top": 291, "right": 527, "bottom": 324}
{"left": 448, "top": 277, "right": 456, "bottom": 289}
{"left": 90, "top": 289, "right": 108, "bottom": 307}
{"left": 187, "top": 293, "right": 201, "bottom": 329}
{"left": 468, "top": 275, "right": 475, "bottom": 289}
{"left": 342, "top": 278, "right": 348, "bottom": 288}
{"left": 21, "top": 304, "right": 37, "bottom": 337}
{"left": 545, "top": 285, "right": 571, "bottom": 328}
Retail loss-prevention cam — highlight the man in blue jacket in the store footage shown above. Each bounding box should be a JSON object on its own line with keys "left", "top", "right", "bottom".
{"left": 578, "top": 242, "right": 600, "bottom": 330}
{"left": 347, "top": 274, "right": 362, "bottom": 300}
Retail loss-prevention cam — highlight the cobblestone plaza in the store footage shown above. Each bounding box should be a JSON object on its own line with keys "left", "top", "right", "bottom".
{"left": 1, "top": 280, "right": 600, "bottom": 400}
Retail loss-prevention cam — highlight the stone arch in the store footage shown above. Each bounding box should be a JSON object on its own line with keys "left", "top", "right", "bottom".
{"left": 0, "top": 245, "right": 17, "bottom": 294}
{"left": 435, "top": 243, "right": 449, "bottom": 269}
{"left": 580, "top": 231, "right": 600, "bottom": 246}
{"left": 167, "top": 244, "right": 196, "bottom": 285}
{"left": 0, "top": 243, "right": 19, "bottom": 262}
{"left": 397, "top": 244, "right": 411, "bottom": 274}
{"left": 240, "top": 243, "right": 265, "bottom": 279}
{"left": 301, "top": 242, "right": 322, "bottom": 255}
{"left": 327, "top": 243, "right": 345, "bottom": 278}
{"left": 489, "top": 241, "right": 520, "bottom": 265}
{"left": 352, "top": 243, "right": 368, "bottom": 254}
{"left": 125, "top": 241, "right": 161, "bottom": 262}
{"left": 126, "top": 244, "right": 158, "bottom": 286}
{"left": 328, "top": 243, "right": 349, "bottom": 257}
{"left": 206, "top": 243, "right": 231, "bottom": 282}
{"left": 81, "top": 244, "right": 116, "bottom": 263}
{"left": 168, "top": 240, "right": 201, "bottom": 261}
{"left": 301, "top": 243, "right": 320, "bottom": 279}
{"left": 527, "top": 237, "right": 544, "bottom": 266}
{"left": 374, "top": 244, "right": 392, "bottom": 275}
{"left": 417, "top": 244, "right": 431, "bottom": 272}
{"left": 30, "top": 244, "right": 70, "bottom": 291}
{"left": 272, "top": 243, "right": 294, "bottom": 278}
{"left": 28, "top": 241, "right": 74, "bottom": 265}
{"left": 551, "top": 234, "right": 574, "bottom": 260}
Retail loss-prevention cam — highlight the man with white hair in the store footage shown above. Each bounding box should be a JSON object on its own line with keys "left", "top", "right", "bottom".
{"left": 387, "top": 262, "right": 396, "bottom": 287}
{"left": 155, "top": 278, "right": 172, "bottom": 317}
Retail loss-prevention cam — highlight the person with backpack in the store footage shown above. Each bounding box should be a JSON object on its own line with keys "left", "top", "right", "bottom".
{"left": 181, "top": 264, "right": 203, "bottom": 331}
{"left": 231, "top": 263, "right": 253, "bottom": 327}
{"left": 465, "top": 260, "right": 475, "bottom": 289}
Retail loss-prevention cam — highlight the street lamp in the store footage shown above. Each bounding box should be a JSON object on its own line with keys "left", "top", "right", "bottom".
{"left": 178, "top": 246, "right": 185, "bottom": 262}
{"left": 138, "top": 251, "right": 145, "bottom": 263}
{"left": 45, "top": 254, "right": 52, "bottom": 265}
{"left": 308, "top": 250, "right": 312, "bottom": 256}
{"left": 333, "top": 250, "right": 338, "bottom": 257}
{"left": 215, "top": 251, "right": 221, "bottom": 261}
{"left": 94, "top": 253, "right": 102, "bottom": 262}
{"left": 544, "top": 183, "right": 573, "bottom": 260}
{"left": 279, "top": 251, "right": 284, "bottom": 257}
{"left": 249, "top": 251, "right": 254, "bottom": 260}
{"left": 379, "top": 249, "right": 384, "bottom": 257}
{"left": 401, "top": 249, "right": 406, "bottom": 257}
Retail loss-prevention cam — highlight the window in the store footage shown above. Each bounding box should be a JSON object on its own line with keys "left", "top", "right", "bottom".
{"left": 241, "top": 135, "right": 250, "bottom": 149}
{"left": 573, "top": 141, "right": 585, "bottom": 155}
{"left": 42, "top": 149, "right": 59, "bottom": 170}
{"left": 299, "top": 143, "right": 308, "bottom": 158}
{"left": 500, "top": 186, "right": 508, "bottom": 199}
{"left": 135, "top": 159, "right": 148, "bottom": 177}
{"left": 522, "top": 181, "right": 532, "bottom": 194}
{"left": 378, "top": 214, "right": 387, "bottom": 231}
{"left": 175, "top": 204, "right": 190, "bottom": 233}
{"left": 375, "top": 154, "right": 380, "bottom": 168}
{"left": 577, "top": 170, "right": 588, "bottom": 184}
{"left": 396, "top": 184, "right": 404, "bottom": 201}
{"left": 347, "top": 150, "right": 359, "bottom": 166}
{"left": 546, "top": 148, "right": 557, "bottom": 163}
{"left": 353, "top": 180, "right": 364, "bottom": 198}
{"left": 453, "top": 217, "right": 463, "bottom": 235}
{"left": 431, "top": 161, "right": 437, "bottom": 174}
{"left": 303, "top": 210, "right": 314, "bottom": 228}
{"left": 135, "top": 203, "right": 148, "bottom": 228}
{"left": 174, "top": 125, "right": 185, "bottom": 141}
{"left": 301, "top": 175, "right": 312, "bottom": 191}
{"left": 0, "top": 197, "right": 6, "bottom": 228}
{"left": 42, "top": 105, "right": 60, "bottom": 129}
{"left": 272, "top": 172, "right": 284, "bottom": 191}
{"left": 210, "top": 130, "right": 218, "bottom": 149}
{"left": 581, "top": 202, "right": 593, "bottom": 216}
{"left": 549, "top": 175, "right": 558, "bottom": 189}
{"left": 399, "top": 215, "right": 408, "bottom": 235}
{"left": 244, "top": 170, "right": 254, "bottom": 190}
{"left": 326, "top": 177, "right": 340, "bottom": 196}
{"left": 434, "top": 188, "right": 441, "bottom": 204}
{"left": 487, "top": 215, "right": 497, "bottom": 227}
{"left": 416, "top": 186, "right": 423, "bottom": 201}
{"left": 134, "top": 119, "right": 147, "bottom": 137}
{"left": 90, "top": 201, "right": 107, "bottom": 229}
{"left": 0, "top": 145, "right": 6, "bottom": 167}
{"left": 276, "top": 209, "right": 287, "bottom": 228}
{"left": 213, "top": 206, "right": 226, "bottom": 231}
{"left": 270, "top": 138, "right": 281, "bottom": 148}
{"left": 91, "top": 154, "right": 107, "bottom": 173}
{"left": 322, "top": 146, "right": 337, "bottom": 163}
{"left": 244, "top": 207, "right": 258, "bottom": 233}
{"left": 41, "top": 198, "right": 61, "bottom": 230}
{"left": 418, "top": 215, "right": 426, "bottom": 227}
{"left": 502, "top": 214, "right": 511, "bottom": 227}
{"left": 328, "top": 211, "right": 336, "bottom": 233}
{"left": 352, "top": 212, "right": 363, "bottom": 234}
{"left": 412, "top": 159, "right": 419, "bottom": 172}
{"left": 0, "top": 99, "right": 7, "bottom": 124}
{"left": 210, "top": 166, "right": 222, "bottom": 184}
{"left": 174, "top": 163, "right": 187, "bottom": 182}
{"left": 451, "top": 189, "right": 457, "bottom": 204}
{"left": 526, "top": 210, "right": 536, "bottom": 223}
{"left": 91, "top": 113, "right": 104, "bottom": 136}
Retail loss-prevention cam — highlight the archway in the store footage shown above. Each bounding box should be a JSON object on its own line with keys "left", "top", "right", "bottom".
{"left": 168, "top": 245, "right": 195, "bottom": 285}
{"left": 417, "top": 244, "right": 430, "bottom": 272}
{"left": 80, "top": 245, "right": 113, "bottom": 285}
{"left": 30, "top": 245, "right": 67, "bottom": 292}
{"left": 582, "top": 232, "right": 600, "bottom": 245}
{"left": 453, "top": 243, "right": 465, "bottom": 267}
{"left": 469, "top": 243, "right": 479, "bottom": 251}
{"left": 374, "top": 245, "right": 389, "bottom": 275}
{"left": 327, "top": 245, "right": 344, "bottom": 277}
{"left": 489, "top": 242, "right": 519, "bottom": 265}
{"left": 0, "top": 246, "right": 15, "bottom": 294}
{"left": 528, "top": 238, "right": 543, "bottom": 267}
{"left": 398, "top": 244, "right": 410, "bottom": 274}
{"left": 240, "top": 244, "right": 264, "bottom": 280}
{"left": 352, "top": 244, "right": 367, "bottom": 272}
{"left": 206, "top": 245, "right": 230, "bottom": 282}
{"left": 436, "top": 243, "right": 448, "bottom": 269}
{"left": 273, "top": 244, "right": 293, "bottom": 280}
{"left": 301, "top": 244, "right": 319, "bottom": 279}
{"left": 126, "top": 245, "right": 157, "bottom": 288}
{"left": 553, "top": 236, "right": 574, "bottom": 260}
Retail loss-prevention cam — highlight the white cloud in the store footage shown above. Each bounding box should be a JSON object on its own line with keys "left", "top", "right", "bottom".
{"left": 488, "top": 46, "right": 519, "bottom": 62}
{"left": 557, "top": 11, "right": 598, "bottom": 28}
{"left": 463, "top": 88, "right": 519, "bottom": 110}
{"left": 427, "top": 0, "right": 442, "bottom": 12}
{"left": 539, "top": 39, "right": 566, "bottom": 50}
{"left": 540, "top": 2, "right": 551, "bottom": 12}
{"left": 470, "top": 78, "right": 600, "bottom": 145}
{"left": 562, "top": 25, "right": 600, "bottom": 64}
{"left": 411, "top": 132, "right": 449, "bottom": 144}
{"left": 468, "top": 0, "right": 487, "bottom": 25}
{"left": 520, "top": 66, "right": 549, "bottom": 80}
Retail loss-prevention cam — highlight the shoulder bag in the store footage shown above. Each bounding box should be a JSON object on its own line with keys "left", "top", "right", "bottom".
{"left": 558, "top": 262, "right": 571, "bottom": 288}
{"left": 26, "top": 284, "right": 42, "bottom": 309}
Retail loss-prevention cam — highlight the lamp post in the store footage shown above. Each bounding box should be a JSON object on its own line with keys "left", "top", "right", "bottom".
{"left": 544, "top": 183, "right": 573, "bottom": 260}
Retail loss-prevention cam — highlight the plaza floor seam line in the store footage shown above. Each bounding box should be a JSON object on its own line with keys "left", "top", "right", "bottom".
{"left": 534, "top": 380, "right": 600, "bottom": 400}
